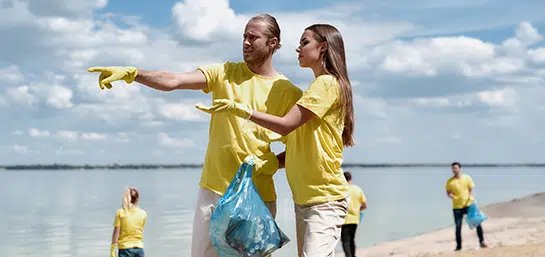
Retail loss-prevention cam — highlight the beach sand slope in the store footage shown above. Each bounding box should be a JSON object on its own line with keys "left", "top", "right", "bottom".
{"left": 346, "top": 193, "right": 545, "bottom": 257}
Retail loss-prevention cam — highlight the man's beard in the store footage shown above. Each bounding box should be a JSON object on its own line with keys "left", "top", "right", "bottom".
{"left": 243, "top": 49, "right": 269, "bottom": 66}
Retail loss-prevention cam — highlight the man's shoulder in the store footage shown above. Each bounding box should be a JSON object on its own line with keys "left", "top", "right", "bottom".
{"left": 349, "top": 184, "right": 363, "bottom": 191}
{"left": 275, "top": 78, "right": 303, "bottom": 94}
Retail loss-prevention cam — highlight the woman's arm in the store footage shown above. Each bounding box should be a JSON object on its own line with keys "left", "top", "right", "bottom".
{"left": 276, "top": 151, "right": 286, "bottom": 169}
{"left": 249, "top": 104, "right": 316, "bottom": 136}
{"left": 111, "top": 226, "right": 120, "bottom": 244}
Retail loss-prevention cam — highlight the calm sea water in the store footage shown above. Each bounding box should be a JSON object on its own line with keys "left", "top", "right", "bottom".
{"left": 1, "top": 167, "right": 544, "bottom": 257}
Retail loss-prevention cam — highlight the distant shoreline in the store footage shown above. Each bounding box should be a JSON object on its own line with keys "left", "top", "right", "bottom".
{"left": 2, "top": 163, "right": 545, "bottom": 170}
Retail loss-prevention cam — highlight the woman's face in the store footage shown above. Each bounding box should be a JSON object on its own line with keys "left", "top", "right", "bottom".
{"left": 296, "top": 29, "right": 326, "bottom": 68}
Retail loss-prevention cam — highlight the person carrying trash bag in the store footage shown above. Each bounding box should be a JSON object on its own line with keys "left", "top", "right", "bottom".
{"left": 196, "top": 23, "right": 355, "bottom": 257}
{"left": 445, "top": 162, "right": 488, "bottom": 251}
{"left": 87, "top": 13, "right": 303, "bottom": 257}
{"left": 209, "top": 155, "right": 290, "bottom": 257}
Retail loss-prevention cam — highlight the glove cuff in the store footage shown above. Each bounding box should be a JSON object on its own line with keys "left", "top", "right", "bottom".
{"left": 124, "top": 67, "right": 138, "bottom": 84}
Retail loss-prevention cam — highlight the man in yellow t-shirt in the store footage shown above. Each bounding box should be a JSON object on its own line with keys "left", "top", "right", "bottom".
{"left": 340, "top": 171, "right": 367, "bottom": 257}
{"left": 446, "top": 162, "right": 487, "bottom": 251}
{"left": 88, "top": 14, "right": 302, "bottom": 257}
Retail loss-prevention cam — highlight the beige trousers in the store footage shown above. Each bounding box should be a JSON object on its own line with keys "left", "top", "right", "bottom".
{"left": 190, "top": 187, "right": 277, "bottom": 257}
{"left": 295, "top": 197, "right": 349, "bottom": 257}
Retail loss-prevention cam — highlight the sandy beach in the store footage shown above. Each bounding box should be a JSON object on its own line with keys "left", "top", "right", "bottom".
{"left": 341, "top": 193, "right": 545, "bottom": 257}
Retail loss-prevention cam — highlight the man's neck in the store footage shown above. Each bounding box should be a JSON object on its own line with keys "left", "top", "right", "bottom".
{"left": 247, "top": 58, "right": 278, "bottom": 78}
{"left": 454, "top": 172, "right": 462, "bottom": 178}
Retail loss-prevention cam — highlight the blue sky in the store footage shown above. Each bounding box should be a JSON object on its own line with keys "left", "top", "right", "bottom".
{"left": 1, "top": 0, "right": 545, "bottom": 165}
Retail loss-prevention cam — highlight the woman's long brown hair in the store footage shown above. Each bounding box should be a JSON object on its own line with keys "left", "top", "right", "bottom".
{"left": 306, "top": 24, "right": 355, "bottom": 147}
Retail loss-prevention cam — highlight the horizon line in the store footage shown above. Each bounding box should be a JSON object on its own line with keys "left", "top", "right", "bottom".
{"left": 2, "top": 163, "right": 545, "bottom": 170}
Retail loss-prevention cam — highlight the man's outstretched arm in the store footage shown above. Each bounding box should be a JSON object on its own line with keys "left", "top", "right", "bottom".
{"left": 88, "top": 66, "right": 207, "bottom": 91}
{"left": 135, "top": 69, "right": 207, "bottom": 91}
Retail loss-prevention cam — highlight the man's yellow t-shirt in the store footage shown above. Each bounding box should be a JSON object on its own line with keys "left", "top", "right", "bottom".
{"left": 284, "top": 74, "right": 349, "bottom": 205}
{"left": 445, "top": 174, "right": 475, "bottom": 209}
{"left": 197, "top": 61, "right": 303, "bottom": 202}
{"left": 113, "top": 207, "right": 147, "bottom": 249}
{"left": 344, "top": 184, "right": 367, "bottom": 225}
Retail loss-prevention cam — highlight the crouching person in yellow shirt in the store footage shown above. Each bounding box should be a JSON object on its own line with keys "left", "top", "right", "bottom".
{"left": 341, "top": 171, "right": 367, "bottom": 257}
{"left": 196, "top": 23, "right": 355, "bottom": 257}
{"left": 110, "top": 187, "right": 147, "bottom": 257}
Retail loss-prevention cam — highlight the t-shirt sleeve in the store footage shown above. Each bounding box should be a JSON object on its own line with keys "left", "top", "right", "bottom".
{"left": 142, "top": 211, "right": 147, "bottom": 226}
{"left": 445, "top": 181, "right": 451, "bottom": 192}
{"left": 113, "top": 210, "right": 121, "bottom": 227}
{"left": 360, "top": 189, "right": 367, "bottom": 203}
{"left": 296, "top": 76, "right": 338, "bottom": 119}
{"left": 197, "top": 62, "right": 225, "bottom": 94}
{"left": 467, "top": 176, "right": 475, "bottom": 189}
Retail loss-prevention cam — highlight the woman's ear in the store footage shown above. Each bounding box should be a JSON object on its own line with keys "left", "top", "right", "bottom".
{"left": 320, "top": 42, "right": 328, "bottom": 53}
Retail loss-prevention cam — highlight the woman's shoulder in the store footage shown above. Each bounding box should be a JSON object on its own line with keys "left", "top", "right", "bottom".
{"left": 313, "top": 74, "right": 336, "bottom": 84}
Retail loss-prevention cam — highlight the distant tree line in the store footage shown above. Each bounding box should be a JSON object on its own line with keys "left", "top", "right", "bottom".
{"left": 1, "top": 163, "right": 544, "bottom": 170}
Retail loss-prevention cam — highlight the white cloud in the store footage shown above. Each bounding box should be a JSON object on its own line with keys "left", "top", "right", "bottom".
{"left": 376, "top": 36, "right": 518, "bottom": 77}
{"left": 46, "top": 85, "right": 73, "bottom": 109}
{"left": 28, "top": 128, "right": 50, "bottom": 137}
{"left": 172, "top": 0, "right": 246, "bottom": 42}
{"left": 55, "top": 146, "right": 84, "bottom": 155}
{"left": 6, "top": 86, "right": 37, "bottom": 107}
{"left": 158, "top": 132, "right": 195, "bottom": 148}
{"left": 0, "top": 65, "right": 24, "bottom": 84}
{"left": 4, "top": 82, "right": 73, "bottom": 109}
{"left": 159, "top": 102, "right": 205, "bottom": 121}
{"left": 56, "top": 130, "right": 78, "bottom": 140}
{"left": 477, "top": 88, "right": 517, "bottom": 108}
{"left": 81, "top": 132, "right": 107, "bottom": 141}
{"left": 528, "top": 48, "right": 545, "bottom": 63}
{"left": 10, "top": 144, "right": 28, "bottom": 154}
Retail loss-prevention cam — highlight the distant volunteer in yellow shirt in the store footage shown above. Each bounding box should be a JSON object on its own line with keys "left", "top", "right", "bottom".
{"left": 340, "top": 171, "right": 367, "bottom": 257}
{"left": 446, "top": 162, "right": 487, "bottom": 251}
{"left": 196, "top": 24, "right": 355, "bottom": 257}
{"left": 110, "top": 187, "right": 147, "bottom": 257}
{"left": 88, "top": 14, "right": 302, "bottom": 257}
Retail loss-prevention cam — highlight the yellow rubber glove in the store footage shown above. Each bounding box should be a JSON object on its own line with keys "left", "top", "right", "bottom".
{"left": 254, "top": 126, "right": 285, "bottom": 143}
{"left": 110, "top": 243, "right": 117, "bottom": 257}
{"left": 195, "top": 99, "right": 253, "bottom": 119}
{"left": 245, "top": 153, "right": 280, "bottom": 176}
{"left": 87, "top": 66, "right": 138, "bottom": 90}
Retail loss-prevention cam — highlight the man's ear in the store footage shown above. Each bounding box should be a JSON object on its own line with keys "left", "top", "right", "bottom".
{"left": 269, "top": 37, "right": 279, "bottom": 50}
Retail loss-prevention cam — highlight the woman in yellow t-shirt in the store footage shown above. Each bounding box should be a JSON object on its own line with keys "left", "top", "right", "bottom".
{"left": 196, "top": 23, "right": 355, "bottom": 257}
{"left": 110, "top": 187, "right": 147, "bottom": 257}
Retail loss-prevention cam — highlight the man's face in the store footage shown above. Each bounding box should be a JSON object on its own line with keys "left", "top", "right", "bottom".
{"left": 452, "top": 164, "right": 461, "bottom": 175}
{"left": 243, "top": 20, "right": 273, "bottom": 64}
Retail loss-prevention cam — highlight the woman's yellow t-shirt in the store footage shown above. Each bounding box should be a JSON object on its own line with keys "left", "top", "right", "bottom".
{"left": 284, "top": 74, "right": 349, "bottom": 205}
{"left": 113, "top": 207, "right": 147, "bottom": 249}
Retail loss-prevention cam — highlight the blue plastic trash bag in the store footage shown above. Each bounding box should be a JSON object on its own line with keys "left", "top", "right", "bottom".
{"left": 359, "top": 212, "right": 365, "bottom": 224}
{"left": 466, "top": 202, "right": 488, "bottom": 229}
{"left": 209, "top": 155, "right": 290, "bottom": 257}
